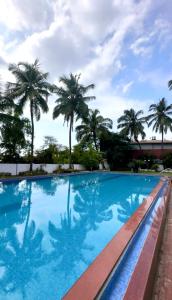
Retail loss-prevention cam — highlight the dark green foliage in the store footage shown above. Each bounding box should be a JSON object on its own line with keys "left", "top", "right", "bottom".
{"left": 71, "top": 143, "right": 85, "bottom": 163}
{"left": 79, "top": 147, "right": 102, "bottom": 170}
{"left": 71, "top": 143, "right": 102, "bottom": 170}
{"left": 128, "top": 159, "right": 145, "bottom": 172}
{"left": 53, "top": 167, "right": 79, "bottom": 174}
{"left": 0, "top": 81, "right": 16, "bottom": 124}
{"left": 137, "top": 154, "right": 157, "bottom": 169}
{"left": 56, "top": 148, "right": 70, "bottom": 163}
{"left": 34, "top": 147, "right": 57, "bottom": 163}
{"left": 146, "top": 98, "right": 172, "bottom": 149}
{"left": 18, "top": 169, "right": 48, "bottom": 176}
{"left": 117, "top": 109, "right": 146, "bottom": 149}
{"left": 76, "top": 109, "right": 112, "bottom": 150}
{"left": 34, "top": 136, "right": 60, "bottom": 163}
{"left": 0, "top": 172, "right": 11, "bottom": 177}
{"left": 162, "top": 152, "right": 172, "bottom": 168}
{"left": 0, "top": 117, "right": 31, "bottom": 162}
{"left": 34, "top": 136, "right": 70, "bottom": 164}
{"left": 100, "top": 131, "right": 131, "bottom": 170}
{"left": 151, "top": 164, "right": 159, "bottom": 171}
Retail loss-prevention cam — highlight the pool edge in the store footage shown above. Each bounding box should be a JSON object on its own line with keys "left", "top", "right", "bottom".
{"left": 123, "top": 178, "right": 171, "bottom": 300}
{"left": 63, "top": 178, "right": 168, "bottom": 300}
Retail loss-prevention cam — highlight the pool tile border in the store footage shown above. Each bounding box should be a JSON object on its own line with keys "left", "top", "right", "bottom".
{"left": 63, "top": 179, "right": 166, "bottom": 300}
{"left": 123, "top": 179, "right": 171, "bottom": 300}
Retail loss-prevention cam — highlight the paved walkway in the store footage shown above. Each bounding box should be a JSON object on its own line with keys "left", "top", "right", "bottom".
{"left": 152, "top": 192, "right": 172, "bottom": 299}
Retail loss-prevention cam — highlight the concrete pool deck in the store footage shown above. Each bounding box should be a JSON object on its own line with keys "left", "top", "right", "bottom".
{"left": 152, "top": 190, "right": 172, "bottom": 300}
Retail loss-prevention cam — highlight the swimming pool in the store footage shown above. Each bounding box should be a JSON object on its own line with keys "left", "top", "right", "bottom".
{"left": 0, "top": 172, "right": 160, "bottom": 299}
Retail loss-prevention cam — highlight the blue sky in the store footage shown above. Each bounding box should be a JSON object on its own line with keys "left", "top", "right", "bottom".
{"left": 0, "top": 0, "right": 172, "bottom": 149}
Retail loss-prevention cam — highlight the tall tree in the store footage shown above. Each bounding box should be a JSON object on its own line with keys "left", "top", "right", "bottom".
{"left": 0, "top": 81, "right": 15, "bottom": 124}
{"left": 53, "top": 73, "right": 95, "bottom": 167}
{"left": 76, "top": 109, "right": 112, "bottom": 150}
{"left": 117, "top": 109, "right": 145, "bottom": 149}
{"left": 146, "top": 98, "right": 172, "bottom": 149}
{"left": 100, "top": 131, "right": 131, "bottom": 170}
{"left": 6, "top": 59, "right": 51, "bottom": 170}
{"left": 0, "top": 116, "right": 31, "bottom": 162}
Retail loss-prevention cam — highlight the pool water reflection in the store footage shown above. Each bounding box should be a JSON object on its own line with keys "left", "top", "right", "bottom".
{"left": 0, "top": 173, "right": 160, "bottom": 300}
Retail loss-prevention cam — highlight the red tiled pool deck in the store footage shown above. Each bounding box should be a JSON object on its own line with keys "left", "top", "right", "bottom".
{"left": 152, "top": 190, "right": 172, "bottom": 300}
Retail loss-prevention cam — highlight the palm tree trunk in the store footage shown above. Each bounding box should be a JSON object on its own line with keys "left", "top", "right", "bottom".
{"left": 135, "top": 137, "right": 141, "bottom": 150}
{"left": 69, "top": 116, "right": 72, "bottom": 169}
{"left": 161, "top": 128, "right": 164, "bottom": 152}
{"left": 138, "top": 142, "right": 141, "bottom": 150}
{"left": 30, "top": 101, "right": 34, "bottom": 171}
{"left": 93, "top": 133, "right": 98, "bottom": 151}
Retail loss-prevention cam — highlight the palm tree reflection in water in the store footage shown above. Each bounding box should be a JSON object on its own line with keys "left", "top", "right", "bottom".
{"left": 73, "top": 176, "right": 113, "bottom": 231}
{"left": 0, "top": 181, "right": 46, "bottom": 299}
{"left": 117, "top": 193, "right": 142, "bottom": 223}
{"left": 48, "top": 178, "right": 93, "bottom": 279}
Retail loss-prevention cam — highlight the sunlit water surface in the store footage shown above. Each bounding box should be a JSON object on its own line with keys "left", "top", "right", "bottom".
{"left": 0, "top": 173, "right": 160, "bottom": 300}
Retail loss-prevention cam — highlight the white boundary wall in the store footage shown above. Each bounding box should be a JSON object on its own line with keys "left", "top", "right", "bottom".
{"left": 0, "top": 163, "right": 85, "bottom": 176}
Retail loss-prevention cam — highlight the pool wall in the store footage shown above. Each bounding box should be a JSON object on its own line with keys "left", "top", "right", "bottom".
{"left": 123, "top": 179, "right": 171, "bottom": 300}
{"left": 63, "top": 178, "right": 171, "bottom": 300}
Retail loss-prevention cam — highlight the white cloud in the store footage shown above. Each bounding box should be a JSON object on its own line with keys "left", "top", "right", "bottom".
{"left": 0, "top": 0, "right": 54, "bottom": 31}
{"left": 0, "top": 0, "right": 171, "bottom": 146}
{"left": 130, "top": 18, "right": 172, "bottom": 57}
{"left": 122, "top": 81, "right": 134, "bottom": 94}
{"left": 130, "top": 36, "right": 153, "bottom": 56}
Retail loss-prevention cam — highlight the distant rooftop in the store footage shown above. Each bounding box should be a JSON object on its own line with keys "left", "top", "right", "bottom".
{"left": 131, "top": 139, "right": 172, "bottom": 144}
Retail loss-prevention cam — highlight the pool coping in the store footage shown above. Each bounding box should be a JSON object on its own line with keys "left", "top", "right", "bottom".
{"left": 63, "top": 178, "right": 169, "bottom": 300}
{"left": 123, "top": 179, "right": 171, "bottom": 300}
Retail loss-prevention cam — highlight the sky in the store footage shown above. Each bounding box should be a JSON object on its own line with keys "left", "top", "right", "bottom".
{"left": 0, "top": 0, "right": 172, "bottom": 149}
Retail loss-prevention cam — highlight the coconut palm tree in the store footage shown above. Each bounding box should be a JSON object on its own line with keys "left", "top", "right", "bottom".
{"left": 117, "top": 109, "right": 146, "bottom": 149}
{"left": 168, "top": 80, "right": 172, "bottom": 90}
{"left": 6, "top": 59, "right": 52, "bottom": 170}
{"left": 76, "top": 109, "right": 113, "bottom": 150}
{"left": 52, "top": 73, "right": 95, "bottom": 167}
{"left": 146, "top": 98, "right": 172, "bottom": 150}
{"left": 0, "top": 82, "right": 15, "bottom": 123}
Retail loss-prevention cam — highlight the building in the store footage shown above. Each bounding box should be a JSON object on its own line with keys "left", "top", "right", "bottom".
{"left": 131, "top": 139, "right": 172, "bottom": 159}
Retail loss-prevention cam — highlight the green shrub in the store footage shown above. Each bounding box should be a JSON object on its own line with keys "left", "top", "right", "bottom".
{"left": 0, "top": 172, "right": 11, "bottom": 177}
{"left": 151, "top": 164, "right": 159, "bottom": 172}
{"left": 100, "top": 131, "right": 131, "bottom": 170}
{"left": 19, "top": 168, "right": 48, "bottom": 176}
{"left": 79, "top": 147, "right": 102, "bottom": 170}
{"left": 137, "top": 154, "right": 156, "bottom": 169}
{"left": 128, "top": 159, "right": 145, "bottom": 172}
{"left": 162, "top": 153, "right": 172, "bottom": 168}
{"left": 53, "top": 167, "right": 77, "bottom": 174}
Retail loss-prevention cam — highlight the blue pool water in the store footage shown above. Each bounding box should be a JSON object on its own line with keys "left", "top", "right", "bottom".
{"left": 0, "top": 173, "right": 160, "bottom": 300}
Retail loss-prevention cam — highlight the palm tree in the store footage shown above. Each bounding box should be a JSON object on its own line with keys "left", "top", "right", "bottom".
{"left": 52, "top": 73, "right": 95, "bottom": 167}
{"left": 0, "top": 82, "right": 15, "bottom": 124}
{"left": 6, "top": 59, "right": 52, "bottom": 170}
{"left": 117, "top": 109, "right": 146, "bottom": 149}
{"left": 146, "top": 98, "right": 172, "bottom": 150}
{"left": 76, "top": 109, "right": 113, "bottom": 150}
{"left": 168, "top": 80, "right": 172, "bottom": 90}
